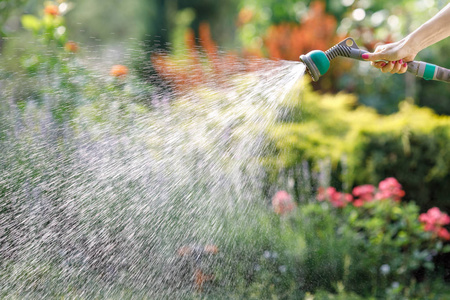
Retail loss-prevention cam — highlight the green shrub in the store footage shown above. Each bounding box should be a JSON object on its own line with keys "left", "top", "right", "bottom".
{"left": 268, "top": 83, "right": 450, "bottom": 211}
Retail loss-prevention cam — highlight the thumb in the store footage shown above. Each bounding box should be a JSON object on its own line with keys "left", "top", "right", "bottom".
{"left": 362, "top": 52, "right": 385, "bottom": 61}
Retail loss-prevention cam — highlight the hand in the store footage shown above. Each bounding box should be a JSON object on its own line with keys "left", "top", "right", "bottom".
{"left": 362, "top": 39, "right": 418, "bottom": 74}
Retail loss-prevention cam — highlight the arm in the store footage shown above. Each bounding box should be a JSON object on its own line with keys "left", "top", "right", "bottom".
{"left": 406, "top": 3, "right": 450, "bottom": 54}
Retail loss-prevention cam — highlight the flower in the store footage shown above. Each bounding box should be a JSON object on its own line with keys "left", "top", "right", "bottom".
{"left": 110, "top": 64, "right": 129, "bottom": 78}
{"left": 419, "top": 207, "right": 450, "bottom": 227}
{"left": 375, "top": 177, "right": 405, "bottom": 201}
{"left": 238, "top": 7, "right": 254, "bottom": 26}
{"left": 353, "top": 199, "right": 365, "bottom": 207}
{"left": 194, "top": 269, "right": 214, "bottom": 291}
{"left": 177, "top": 245, "right": 193, "bottom": 256}
{"left": 64, "top": 41, "right": 78, "bottom": 53}
{"left": 352, "top": 184, "right": 375, "bottom": 207}
{"left": 317, "top": 187, "right": 352, "bottom": 208}
{"left": 380, "top": 264, "right": 391, "bottom": 275}
{"left": 204, "top": 244, "right": 218, "bottom": 254}
{"left": 317, "top": 186, "right": 336, "bottom": 201}
{"left": 44, "top": 4, "right": 59, "bottom": 16}
{"left": 438, "top": 228, "right": 450, "bottom": 240}
{"left": 329, "top": 191, "right": 352, "bottom": 208}
{"left": 419, "top": 207, "right": 450, "bottom": 240}
{"left": 272, "top": 191, "right": 296, "bottom": 215}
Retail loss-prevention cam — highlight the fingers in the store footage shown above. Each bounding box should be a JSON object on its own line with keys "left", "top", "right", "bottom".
{"left": 371, "top": 61, "right": 387, "bottom": 69}
{"left": 374, "top": 60, "right": 406, "bottom": 74}
{"left": 398, "top": 62, "right": 408, "bottom": 74}
{"left": 381, "top": 61, "right": 395, "bottom": 73}
{"left": 389, "top": 60, "right": 403, "bottom": 74}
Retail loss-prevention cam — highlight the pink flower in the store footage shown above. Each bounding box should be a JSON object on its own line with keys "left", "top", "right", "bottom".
{"left": 419, "top": 207, "right": 450, "bottom": 240}
{"left": 352, "top": 184, "right": 375, "bottom": 201}
{"left": 317, "top": 187, "right": 336, "bottom": 202}
{"left": 352, "top": 184, "right": 375, "bottom": 207}
{"left": 316, "top": 187, "right": 327, "bottom": 201}
{"left": 419, "top": 207, "right": 450, "bottom": 227}
{"left": 438, "top": 228, "right": 450, "bottom": 240}
{"left": 330, "top": 192, "right": 353, "bottom": 207}
{"left": 353, "top": 199, "right": 365, "bottom": 207}
{"left": 272, "top": 191, "right": 296, "bottom": 215}
{"left": 375, "top": 177, "right": 405, "bottom": 201}
{"left": 317, "top": 187, "right": 352, "bottom": 208}
{"left": 329, "top": 192, "right": 352, "bottom": 208}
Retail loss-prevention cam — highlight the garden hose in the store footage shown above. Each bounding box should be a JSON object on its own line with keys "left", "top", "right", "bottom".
{"left": 300, "top": 37, "right": 450, "bottom": 83}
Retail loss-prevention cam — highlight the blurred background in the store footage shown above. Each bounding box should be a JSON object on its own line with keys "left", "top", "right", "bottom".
{"left": 1, "top": 0, "right": 449, "bottom": 113}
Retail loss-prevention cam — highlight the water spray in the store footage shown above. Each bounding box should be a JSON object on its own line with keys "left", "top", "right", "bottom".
{"left": 300, "top": 37, "right": 450, "bottom": 83}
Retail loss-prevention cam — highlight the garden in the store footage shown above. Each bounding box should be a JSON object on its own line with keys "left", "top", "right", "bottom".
{"left": 1, "top": 0, "right": 450, "bottom": 299}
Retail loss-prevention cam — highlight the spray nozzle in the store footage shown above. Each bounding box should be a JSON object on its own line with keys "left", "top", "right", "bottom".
{"left": 299, "top": 37, "right": 450, "bottom": 83}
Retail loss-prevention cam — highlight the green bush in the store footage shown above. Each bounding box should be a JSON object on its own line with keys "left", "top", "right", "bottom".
{"left": 268, "top": 82, "right": 450, "bottom": 212}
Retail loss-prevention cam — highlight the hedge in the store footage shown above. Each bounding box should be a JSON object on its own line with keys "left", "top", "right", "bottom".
{"left": 267, "top": 83, "right": 450, "bottom": 211}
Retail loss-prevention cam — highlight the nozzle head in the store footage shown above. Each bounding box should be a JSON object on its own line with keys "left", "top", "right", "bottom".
{"left": 299, "top": 50, "right": 330, "bottom": 82}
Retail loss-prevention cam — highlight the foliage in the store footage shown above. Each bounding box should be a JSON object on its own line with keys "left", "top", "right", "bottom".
{"left": 64, "top": 0, "right": 149, "bottom": 45}
{"left": 211, "top": 179, "right": 450, "bottom": 299}
{"left": 0, "top": 0, "right": 28, "bottom": 42}
{"left": 317, "top": 179, "right": 450, "bottom": 297}
{"left": 268, "top": 82, "right": 450, "bottom": 212}
{"left": 20, "top": 1, "right": 72, "bottom": 48}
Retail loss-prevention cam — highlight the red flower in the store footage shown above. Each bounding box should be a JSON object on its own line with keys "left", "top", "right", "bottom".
{"left": 419, "top": 207, "right": 450, "bottom": 240}
{"left": 272, "top": 191, "right": 296, "bottom": 215}
{"left": 375, "top": 177, "right": 405, "bottom": 201}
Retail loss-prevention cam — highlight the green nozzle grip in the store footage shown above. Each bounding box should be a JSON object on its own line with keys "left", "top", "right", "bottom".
{"left": 309, "top": 50, "right": 330, "bottom": 76}
{"left": 407, "top": 61, "right": 450, "bottom": 82}
{"left": 423, "top": 63, "right": 436, "bottom": 80}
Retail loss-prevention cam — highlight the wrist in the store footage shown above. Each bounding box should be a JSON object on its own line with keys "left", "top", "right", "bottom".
{"left": 402, "top": 33, "right": 423, "bottom": 55}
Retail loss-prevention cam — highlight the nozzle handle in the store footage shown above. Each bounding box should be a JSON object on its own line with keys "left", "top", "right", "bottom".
{"left": 406, "top": 61, "right": 450, "bottom": 83}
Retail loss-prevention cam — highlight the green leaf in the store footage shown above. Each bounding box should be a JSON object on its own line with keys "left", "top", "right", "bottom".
{"left": 442, "top": 245, "right": 450, "bottom": 253}
{"left": 424, "top": 262, "right": 435, "bottom": 271}
{"left": 21, "top": 15, "right": 41, "bottom": 32}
